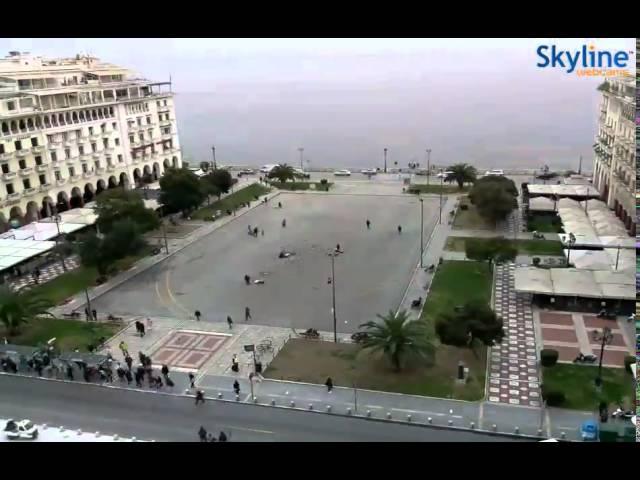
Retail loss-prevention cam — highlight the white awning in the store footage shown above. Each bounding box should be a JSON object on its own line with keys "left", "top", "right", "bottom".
{"left": 0, "top": 221, "right": 87, "bottom": 241}
{"left": 0, "top": 239, "right": 56, "bottom": 270}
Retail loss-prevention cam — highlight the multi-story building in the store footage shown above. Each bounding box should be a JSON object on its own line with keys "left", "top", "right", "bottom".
{"left": 0, "top": 51, "right": 182, "bottom": 230}
{"left": 592, "top": 76, "right": 635, "bottom": 236}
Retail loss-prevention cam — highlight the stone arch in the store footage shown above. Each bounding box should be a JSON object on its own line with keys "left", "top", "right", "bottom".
{"left": 58, "top": 113, "right": 65, "bottom": 125}
{"left": 152, "top": 162, "right": 161, "bottom": 180}
{"left": 26, "top": 118, "right": 34, "bottom": 130}
{"left": 82, "top": 183, "right": 94, "bottom": 203}
{"left": 9, "top": 206, "right": 24, "bottom": 224}
{"left": 40, "top": 196, "right": 55, "bottom": 218}
{"left": 92, "top": 109, "right": 97, "bottom": 120}
{"left": 119, "top": 172, "right": 130, "bottom": 189}
{"left": 79, "top": 111, "right": 85, "bottom": 121}
{"left": 64, "top": 112, "right": 71, "bottom": 124}
{"left": 163, "top": 158, "right": 171, "bottom": 169}
{"left": 51, "top": 115, "right": 58, "bottom": 126}
{"left": 133, "top": 168, "right": 142, "bottom": 184}
{"left": 107, "top": 175, "right": 118, "bottom": 189}
{"left": 0, "top": 212, "right": 8, "bottom": 233}
{"left": 56, "top": 191, "right": 70, "bottom": 212}
{"left": 10, "top": 120, "right": 18, "bottom": 133}
{"left": 19, "top": 119, "right": 26, "bottom": 131}
{"left": 70, "top": 187, "right": 84, "bottom": 208}
{"left": 44, "top": 116, "right": 51, "bottom": 128}
{"left": 96, "top": 179, "right": 106, "bottom": 196}
{"left": 172, "top": 156, "right": 179, "bottom": 168}
{"left": 35, "top": 117, "right": 42, "bottom": 128}
{"left": 25, "top": 201, "right": 40, "bottom": 223}
{"left": 72, "top": 111, "right": 79, "bottom": 123}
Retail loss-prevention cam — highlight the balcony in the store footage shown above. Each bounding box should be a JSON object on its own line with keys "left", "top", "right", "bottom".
{"left": 31, "top": 145, "right": 45, "bottom": 154}
{"left": 69, "top": 175, "right": 81, "bottom": 182}
{"left": 48, "top": 142, "right": 62, "bottom": 150}
{"left": 66, "top": 158, "right": 77, "bottom": 166}
{"left": 82, "top": 171, "right": 93, "bottom": 179}
{"left": 19, "top": 167, "right": 33, "bottom": 176}
{"left": 7, "top": 192, "right": 21, "bottom": 201}
{"left": 96, "top": 167, "right": 106, "bottom": 174}
{"left": 80, "top": 154, "right": 91, "bottom": 162}
{"left": 128, "top": 124, "right": 139, "bottom": 132}
{"left": 79, "top": 135, "right": 89, "bottom": 142}
{"left": 15, "top": 149, "right": 29, "bottom": 158}
{"left": 92, "top": 152, "right": 101, "bottom": 159}
{"left": 89, "top": 133, "right": 101, "bottom": 141}
{"left": 64, "top": 139, "right": 76, "bottom": 148}
{"left": 107, "top": 164, "right": 116, "bottom": 172}
{"left": 0, "top": 152, "right": 11, "bottom": 162}
{"left": 101, "top": 129, "right": 112, "bottom": 137}
{"left": 157, "top": 105, "right": 170, "bottom": 113}
{"left": 161, "top": 133, "right": 172, "bottom": 141}
{"left": 104, "top": 147, "right": 114, "bottom": 154}
{"left": 159, "top": 119, "right": 172, "bottom": 127}
{"left": 2, "top": 172, "right": 16, "bottom": 181}
{"left": 56, "top": 178, "right": 67, "bottom": 186}
{"left": 36, "top": 164, "right": 49, "bottom": 173}
{"left": 23, "top": 187, "right": 37, "bottom": 197}
{"left": 39, "top": 183, "right": 51, "bottom": 192}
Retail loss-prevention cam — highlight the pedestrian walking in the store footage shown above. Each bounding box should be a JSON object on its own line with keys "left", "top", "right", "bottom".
{"left": 139, "top": 322, "right": 146, "bottom": 337}
{"left": 92, "top": 309, "right": 98, "bottom": 321}
{"left": 282, "top": 218, "right": 286, "bottom": 228}
{"left": 325, "top": 377, "right": 333, "bottom": 393}
{"left": 227, "top": 315, "right": 233, "bottom": 329}
{"left": 195, "top": 310, "right": 201, "bottom": 321}
{"left": 233, "top": 380, "right": 240, "bottom": 395}
{"left": 335, "top": 243, "right": 342, "bottom": 253}
{"left": 124, "top": 354, "right": 133, "bottom": 370}
{"left": 124, "top": 369, "right": 133, "bottom": 385}
{"left": 165, "top": 376, "right": 175, "bottom": 388}
{"left": 195, "top": 389, "right": 205, "bottom": 405}
{"left": 155, "top": 376, "right": 163, "bottom": 389}
{"left": 278, "top": 202, "right": 282, "bottom": 208}
{"left": 244, "top": 274, "right": 251, "bottom": 285}
{"left": 146, "top": 317, "right": 153, "bottom": 332}
{"left": 161, "top": 364, "right": 169, "bottom": 377}
{"left": 245, "top": 307, "right": 252, "bottom": 322}
{"left": 198, "top": 426, "right": 208, "bottom": 442}
{"left": 119, "top": 341, "right": 129, "bottom": 357}
{"left": 253, "top": 227, "right": 258, "bottom": 237}
{"left": 66, "top": 364, "right": 74, "bottom": 381}
{"left": 397, "top": 225, "right": 402, "bottom": 234}
{"left": 366, "top": 219, "right": 371, "bottom": 229}
{"left": 188, "top": 372, "right": 196, "bottom": 389}
{"left": 231, "top": 354, "right": 239, "bottom": 372}
{"left": 218, "top": 431, "right": 228, "bottom": 442}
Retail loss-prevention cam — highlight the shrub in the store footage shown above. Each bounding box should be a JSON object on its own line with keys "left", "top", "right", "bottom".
{"left": 541, "top": 384, "right": 565, "bottom": 406}
{"left": 320, "top": 178, "right": 328, "bottom": 185}
{"left": 540, "top": 349, "right": 559, "bottom": 367}
{"left": 624, "top": 355, "right": 636, "bottom": 374}
{"left": 532, "top": 257, "right": 541, "bottom": 267}
{"left": 460, "top": 204, "right": 469, "bottom": 211}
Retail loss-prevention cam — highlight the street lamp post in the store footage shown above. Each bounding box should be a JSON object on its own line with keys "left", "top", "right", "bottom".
{"left": 298, "top": 147, "right": 304, "bottom": 172}
{"left": 419, "top": 198, "right": 424, "bottom": 268}
{"left": 565, "top": 233, "right": 575, "bottom": 266}
{"left": 426, "top": 148, "right": 431, "bottom": 186}
{"left": 592, "top": 327, "right": 613, "bottom": 388}
{"left": 614, "top": 244, "right": 621, "bottom": 270}
{"left": 439, "top": 169, "right": 444, "bottom": 224}
{"left": 211, "top": 145, "right": 217, "bottom": 170}
{"left": 383, "top": 148, "right": 388, "bottom": 174}
{"left": 329, "top": 252, "right": 337, "bottom": 343}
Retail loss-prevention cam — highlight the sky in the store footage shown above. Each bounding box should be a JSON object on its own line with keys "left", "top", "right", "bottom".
{"left": 0, "top": 38, "right": 635, "bottom": 170}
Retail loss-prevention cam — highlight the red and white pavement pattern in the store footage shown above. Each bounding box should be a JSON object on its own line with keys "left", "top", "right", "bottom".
{"left": 149, "top": 330, "right": 229, "bottom": 371}
{"left": 488, "top": 264, "right": 540, "bottom": 407}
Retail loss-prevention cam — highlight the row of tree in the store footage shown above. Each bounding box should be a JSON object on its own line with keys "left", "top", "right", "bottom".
{"left": 159, "top": 168, "right": 235, "bottom": 215}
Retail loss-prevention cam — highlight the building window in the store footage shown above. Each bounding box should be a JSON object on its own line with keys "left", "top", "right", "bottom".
{"left": 0, "top": 144, "right": 4, "bottom": 154}
{"left": 146, "top": 116, "right": 152, "bottom": 125}
{"left": 6, "top": 183, "right": 14, "bottom": 194}
{"left": 103, "top": 139, "right": 109, "bottom": 148}
{"left": 137, "top": 118, "right": 142, "bottom": 126}
{"left": 18, "top": 159, "right": 26, "bottom": 170}
{"left": 23, "top": 179, "right": 31, "bottom": 189}
{"left": 69, "top": 167, "right": 75, "bottom": 177}
{"left": 14, "top": 140, "right": 22, "bottom": 151}
{"left": 7, "top": 101, "right": 15, "bottom": 111}
{"left": 79, "top": 146, "right": 84, "bottom": 155}
{"left": 62, "top": 132, "right": 68, "bottom": 141}
{"left": 118, "top": 154, "right": 123, "bottom": 163}
{"left": 148, "top": 129, "right": 153, "bottom": 139}
{"left": 39, "top": 174, "right": 46, "bottom": 185}
{"left": 115, "top": 138, "right": 120, "bottom": 146}
{"left": 91, "top": 143, "right": 97, "bottom": 153}
{"left": 82, "top": 163, "right": 88, "bottom": 173}
{"left": 35, "top": 156, "right": 42, "bottom": 166}
{"left": 164, "top": 100, "right": 167, "bottom": 106}
{"left": 51, "top": 151, "right": 57, "bottom": 162}
{"left": 88, "top": 126, "right": 94, "bottom": 135}
{"left": 112, "top": 122, "right": 117, "bottom": 130}
{"left": 129, "top": 135, "right": 134, "bottom": 144}
{"left": 138, "top": 133, "right": 144, "bottom": 142}
{"left": 31, "top": 138, "right": 38, "bottom": 147}
{"left": 65, "top": 149, "right": 71, "bottom": 160}
{"left": 106, "top": 156, "right": 112, "bottom": 166}
{"left": 94, "top": 161, "right": 100, "bottom": 170}
{"left": 55, "top": 170, "right": 61, "bottom": 181}
{"left": 1, "top": 164, "right": 8, "bottom": 174}
{"left": 101, "top": 123, "right": 106, "bottom": 133}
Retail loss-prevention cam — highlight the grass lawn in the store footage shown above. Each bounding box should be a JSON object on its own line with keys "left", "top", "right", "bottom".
{"left": 406, "top": 184, "right": 470, "bottom": 194}
{"left": 192, "top": 183, "right": 271, "bottom": 220}
{"left": 269, "top": 181, "right": 332, "bottom": 191}
{"left": 265, "top": 338, "right": 487, "bottom": 401}
{"left": 452, "top": 197, "right": 493, "bottom": 230}
{"left": 444, "top": 237, "right": 564, "bottom": 256}
{"left": 1, "top": 318, "right": 120, "bottom": 352}
{"left": 542, "top": 364, "right": 634, "bottom": 411}
{"left": 527, "top": 215, "right": 564, "bottom": 233}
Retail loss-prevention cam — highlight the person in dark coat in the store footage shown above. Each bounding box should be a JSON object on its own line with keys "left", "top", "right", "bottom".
{"left": 245, "top": 307, "right": 252, "bottom": 322}
{"left": 124, "top": 354, "right": 133, "bottom": 370}
{"left": 198, "top": 426, "right": 208, "bottom": 442}
{"left": 124, "top": 369, "right": 133, "bottom": 385}
{"left": 188, "top": 372, "right": 196, "bottom": 389}
{"left": 366, "top": 219, "right": 371, "bottom": 229}
{"left": 227, "top": 316, "right": 233, "bottom": 329}
{"left": 397, "top": 225, "right": 402, "bottom": 234}
{"left": 161, "top": 364, "right": 169, "bottom": 377}
{"left": 195, "top": 310, "right": 202, "bottom": 321}
{"left": 218, "top": 431, "right": 228, "bottom": 442}
{"left": 195, "top": 389, "right": 205, "bottom": 405}
{"left": 66, "top": 364, "right": 74, "bottom": 381}
{"left": 325, "top": 377, "right": 333, "bottom": 393}
{"left": 233, "top": 380, "right": 240, "bottom": 395}
{"left": 244, "top": 274, "right": 251, "bottom": 285}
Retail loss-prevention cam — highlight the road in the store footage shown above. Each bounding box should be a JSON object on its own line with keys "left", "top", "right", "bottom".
{"left": 0, "top": 375, "right": 529, "bottom": 442}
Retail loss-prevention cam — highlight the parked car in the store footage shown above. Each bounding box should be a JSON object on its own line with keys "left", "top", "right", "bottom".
{"left": 415, "top": 169, "right": 430, "bottom": 176}
{"left": 259, "top": 164, "right": 279, "bottom": 174}
{"left": 360, "top": 168, "right": 377, "bottom": 175}
{"left": 237, "top": 168, "right": 255, "bottom": 176}
{"left": 436, "top": 170, "right": 454, "bottom": 178}
{"left": 580, "top": 420, "right": 598, "bottom": 441}
{"left": 334, "top": 169, "right": 351, "bottom": 177}
{"left": 293, "top": 168, "right": 311, "bottom": 179}
{"left": 484, "top": 169, "right": 505, "bottom": 176}
{"left": 4, "top": 419, "right": 38, "bottom": 440}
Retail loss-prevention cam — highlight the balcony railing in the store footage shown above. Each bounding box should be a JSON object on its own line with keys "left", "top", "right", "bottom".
{"left": 92, "top": 152, "right": 101, "bottom": 159}
{"left": 15, "top": 149, "right": 29, "bottom": 158}
{"left": 23, "top": 187, "right": 37, "bottom": 196}
{"left": 32, "top": 145, "right": 45, "bottom": 154}
{"left": 82, "top": 171, "right": 93, "bottom": 179}
{"left": 7, "top": 192, "right": 21, "bottom": 200}
{"left": 36, "top": 164, "right": 48, "bottom": 173}
{"left": 2, "top": 172, "right": 16, "bottom": 181}
{"left": 56, "top": 178, "right": 67, "bottom": 186}
{"left": 19, "top": 167, "right": 33, "bottom": 176}
{"left": 48, "top": 143, "right": 60, "bottom": 150}
{"left": 107, "top": 164, "right": 116, "bottom": 172}
{"left": 89, "top": 133, "right": 101, "bottom": 141}
{"left": 70, "top": 175, "right": 81, "bottom": 182}
{"left": 80, "top": 154, "right": 91, "bottom": 162}
{"left": 39, "top": 184, "right": 51, "bottom": 192}
{"left": 0, "top": 152, "right": 11, "bottom": 162}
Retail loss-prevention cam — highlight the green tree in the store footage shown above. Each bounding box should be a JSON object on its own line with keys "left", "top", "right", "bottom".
{"left": 203, "top": 169, "right": 234, "bottom": 199}
{"left": 446, "top": 163, "right": 477, "bottom": 189}
{"left": 94, "top": 188, "right": 159, "bottom": 234}
{"left": 159, "top": 168, "right": 206, "bottom": 214}
{"left": 358, "top": 310, "right": 435, "bottom": 372}
{"left": 0, "top": 287, "right": 54, "bottom": 337}
{"left": 435, "top": 301, "right": 504, "bottom": 355}
{"left": 78, "top": 231, "right": 110, "bottom": 275}
{"left": 468, "top": 182, "right": 517, "bottom": 225}
{"left": 103, "top": 218, "right": 146, "bottom": 260}
{"left": 199, "top": 161, "right": 211, "bottom": 173}
{"left": 465, "top": 238, "right": 517, "bottom": 264}
{"left": 268, "top": 164, "right": 296, "bottom": 183}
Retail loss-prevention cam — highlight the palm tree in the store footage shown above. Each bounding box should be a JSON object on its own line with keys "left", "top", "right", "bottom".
{"left": 0, "top": 287, "right": 54, "bottom": 337}
{"left": 358, "top": 310, "right": 435, "bottom": 372}
{"left": 268, "top": 164, "right": 296, "bottom": 183}
{"left": 446, "top": 163, "right": 477, "bottom": 190}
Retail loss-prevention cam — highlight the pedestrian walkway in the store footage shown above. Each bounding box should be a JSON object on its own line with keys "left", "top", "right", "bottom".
{"left": 488, "top": 264, "right": 541, "bottom": 407}
{"left": 7, "top": 256, "right": 81, "bottom": 293}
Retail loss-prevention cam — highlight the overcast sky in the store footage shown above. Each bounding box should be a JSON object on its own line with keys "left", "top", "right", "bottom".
{"left": 0, "top": 38, "right": 634, "bottom": 169}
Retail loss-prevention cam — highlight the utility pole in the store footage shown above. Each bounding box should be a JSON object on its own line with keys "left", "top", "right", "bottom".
{"left": 439, "top": 170, "right": 444, "bottom": 224}
{"left": 160, "top": 207, "right": 169, "bottom": 254}
{"left": 298, "top": 147, "right": 304, "bottom": 172}
{"left": 578, "top": 155, "right": 582, "bottom": 175}
{"left": 419, "top": 198, "right": 424, "bottom": 268}
{"left": 615, "top": 244, "right": 620, "bottom": 270}
{"left": 211, "top": 145, "right": 217, "bottom": 170}
{"left": 84, "top": 288, "right": 92, "bottom": 322}
{"left": 426, "top": 148, "right": 431, "bottom": 186}
{"left": 330, "top": 252, "right": 337, "bottom": 343}
{"left": 383, "top": 148, "right": 388, "bottom": 174}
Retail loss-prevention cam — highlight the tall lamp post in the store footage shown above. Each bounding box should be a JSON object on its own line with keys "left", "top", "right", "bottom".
{"left": 383, "top": 148, "right": 388, "bottom": 174}
{"left": 565, "top": 233, "right": 576, "bottom": 266}
{"left": 329, "top": 251, "right": 338, "bottom": 343}
{"left": 211, "top": 145, "right": 217, "bottom": 170}
{"left": 426, "top": 148, "right": 431, "bottom": 186}
{"left": 592, "top": 327, "right": 613, "bottom": 388}
{"left": 439, "top": 169, "right": 444, "bottom": 224}
{"left": 419, "top": 198, "right": 424, "bottom": 268}
{"left": 47, "top": 202, "right": 67, "bottom": 272}
{"left": 298, "top": 147, "right": 304, "bottom": 172}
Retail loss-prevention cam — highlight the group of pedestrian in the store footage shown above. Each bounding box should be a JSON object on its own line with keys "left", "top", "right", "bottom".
{"left": 85, "top": 307, "right": 98, "bottom": 322}
{"left": 198, "top": 426, "right": 228, "bottom": 442}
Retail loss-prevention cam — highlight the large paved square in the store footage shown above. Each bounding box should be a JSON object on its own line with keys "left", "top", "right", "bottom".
{"left": 150, "top": 330, "right": 228, "bottom": 370}
{"left": 93, "top": 193, "right": 439, "bottom": 333}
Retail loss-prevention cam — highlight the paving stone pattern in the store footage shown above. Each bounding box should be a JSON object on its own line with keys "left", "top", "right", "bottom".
{"left": 8, "top": 256, "right": 80, "bottom": 292}
{"left": 488, "top": 263, "right": 541, "bottom": 407}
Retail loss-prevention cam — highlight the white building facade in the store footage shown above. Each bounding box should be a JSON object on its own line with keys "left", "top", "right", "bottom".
{"left": 0, "top": 51, "right": 182, "bottom": 230}
{"left": 592, "top": 76, "right": 635, "bottom": 236}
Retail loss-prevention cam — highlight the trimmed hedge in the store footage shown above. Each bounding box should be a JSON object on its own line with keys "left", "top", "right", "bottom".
{"left": 541, "top": 384, "right": 565, "bottom": 406}
{"left": 540, "top": 349, "right": 559, "bottom": 367}
{"left": 624, "top": 355, "right": 635, "bottom": 374}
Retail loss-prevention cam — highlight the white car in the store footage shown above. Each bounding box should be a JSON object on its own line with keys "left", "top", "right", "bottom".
{"left": 237, "top": 169, "right": 255, "bottom": 176}
{"left": 436, "top": 170, "right": 454, "bottom": 178}
{"left": 293, "top": 168, "right": 311, "bottom": 179}
{"left": 4, "top": 419, "right": 38, "bottom": 440}
{"left": 259, "top": 164, "right": 279, "bottom": 174}
{"left": 360, "top": 168, "right": 377, "bottom": 175}
{"left": 484, "top": 169, "right": 504, "bottom": 176}
{"left": 334, "top": 169, "right": 351, "bottom": 177}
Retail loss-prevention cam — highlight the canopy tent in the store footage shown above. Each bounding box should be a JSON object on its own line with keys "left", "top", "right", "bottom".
{"left": 566, "top": 249, "right": 613, "bottom": 270}
{"left": 528, "top": 197, "right": 556, "bottom": 212}
{"left": 0, "top": 221, "right": 87, "bottom": 241}
{"left": 514, "top": 267, "right": 635, "bottom": 301}
{"left": 0, "top": 239, "right": 56, "bottom": 270}
{"left": 39, "top": 207, "right": 98, "bottom": 226}
{"left": 527, "top": 184, "right": 600, "bottom": 198}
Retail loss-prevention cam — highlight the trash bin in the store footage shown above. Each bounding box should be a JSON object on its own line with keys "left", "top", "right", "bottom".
{"left": 255, "top": 362, "right": 263, "bottom": 373}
